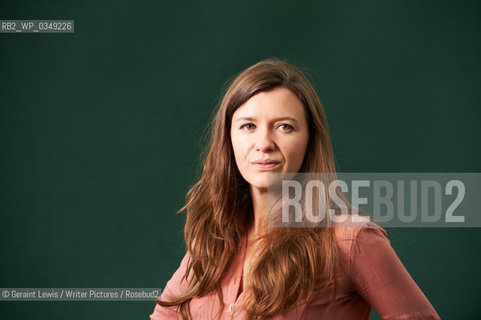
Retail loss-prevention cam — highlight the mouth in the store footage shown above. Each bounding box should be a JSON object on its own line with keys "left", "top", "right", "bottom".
{"left": 251, "top": 160, "right": 281, "bottom": 171}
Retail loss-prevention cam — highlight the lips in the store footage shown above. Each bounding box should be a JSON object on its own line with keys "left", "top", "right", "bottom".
{"left": 251, "top": 159, "right": 280, "bottom": 170}
{"left": 252, "top": 159, "right": 279, "bottom": 164}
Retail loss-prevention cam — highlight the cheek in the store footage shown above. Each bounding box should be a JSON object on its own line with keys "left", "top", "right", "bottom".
{"left": 231, "top": 133, "right": 249, "bottom": 166}
{"left": 284, "top": 136, "right": 309, "bottom": 166}
{"left": 287, "top": 146, "right": 306, "bottom": 163}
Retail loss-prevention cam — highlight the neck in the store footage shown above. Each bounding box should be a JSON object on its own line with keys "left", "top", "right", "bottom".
{"left": 248, "top": 186, "right": 269, "bottom": 239}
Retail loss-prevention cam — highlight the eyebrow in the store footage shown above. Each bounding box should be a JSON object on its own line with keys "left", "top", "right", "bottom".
{"left": 233, "top": 116, "right": 299, "bottom": 123}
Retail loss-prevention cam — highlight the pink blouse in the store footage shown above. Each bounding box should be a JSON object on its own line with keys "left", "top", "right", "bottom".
{"left": 150, "top": 219, "right": 440, "bottom": 319}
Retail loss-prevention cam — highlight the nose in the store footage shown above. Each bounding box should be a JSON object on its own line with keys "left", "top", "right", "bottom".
{"left": 255, "top": 127, "right": 275, "bottom": 152}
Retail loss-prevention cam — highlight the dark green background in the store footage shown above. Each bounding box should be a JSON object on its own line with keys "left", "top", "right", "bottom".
{"left": 1, "top": 1, "right": 480, "bottom": 319}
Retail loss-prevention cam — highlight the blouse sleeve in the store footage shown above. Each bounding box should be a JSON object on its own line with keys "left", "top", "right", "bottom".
{"left": 149, "top": 251, "right": 191, "bottom": 320}
{"left": 350, "top": 226, "right": 440, "bottom": 320}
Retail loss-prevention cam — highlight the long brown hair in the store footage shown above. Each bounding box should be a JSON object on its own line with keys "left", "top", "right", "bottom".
{"left": 157, "top": 58, "right": 341, "bottom": 319}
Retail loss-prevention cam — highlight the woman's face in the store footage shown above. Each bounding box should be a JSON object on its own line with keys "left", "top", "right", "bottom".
{"left": 230, "top": 87, "right": 309, "bottom": 191}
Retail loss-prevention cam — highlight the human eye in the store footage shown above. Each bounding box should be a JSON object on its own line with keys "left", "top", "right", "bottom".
{"left": 277, "top": 123, "right": 294, "bottom": 131}
{"left": 240, "top": 123, "right": 255, "bottom": 131}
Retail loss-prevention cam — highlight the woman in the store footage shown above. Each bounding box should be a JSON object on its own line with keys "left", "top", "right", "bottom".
{"left": 150, "top": 59, "right": 440, "bottom": 319}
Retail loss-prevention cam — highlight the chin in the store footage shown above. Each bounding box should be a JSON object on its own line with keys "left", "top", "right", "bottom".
{"left": 247, "top": 175, "right": 279, "bottom": 191}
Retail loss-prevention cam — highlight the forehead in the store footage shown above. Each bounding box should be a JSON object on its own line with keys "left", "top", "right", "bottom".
{"left": 232, "top": 87, "right": 306, "bottom": 119}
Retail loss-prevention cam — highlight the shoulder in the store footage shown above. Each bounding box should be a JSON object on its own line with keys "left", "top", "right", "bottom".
{"left": 333, "top": 212, "right": 388, "bottom": 239}
{"left": 331, "top": 215, "right": 440, "bottom": 319}
{"left": 333, "top": 213, "right": 390, "bottom": 261}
